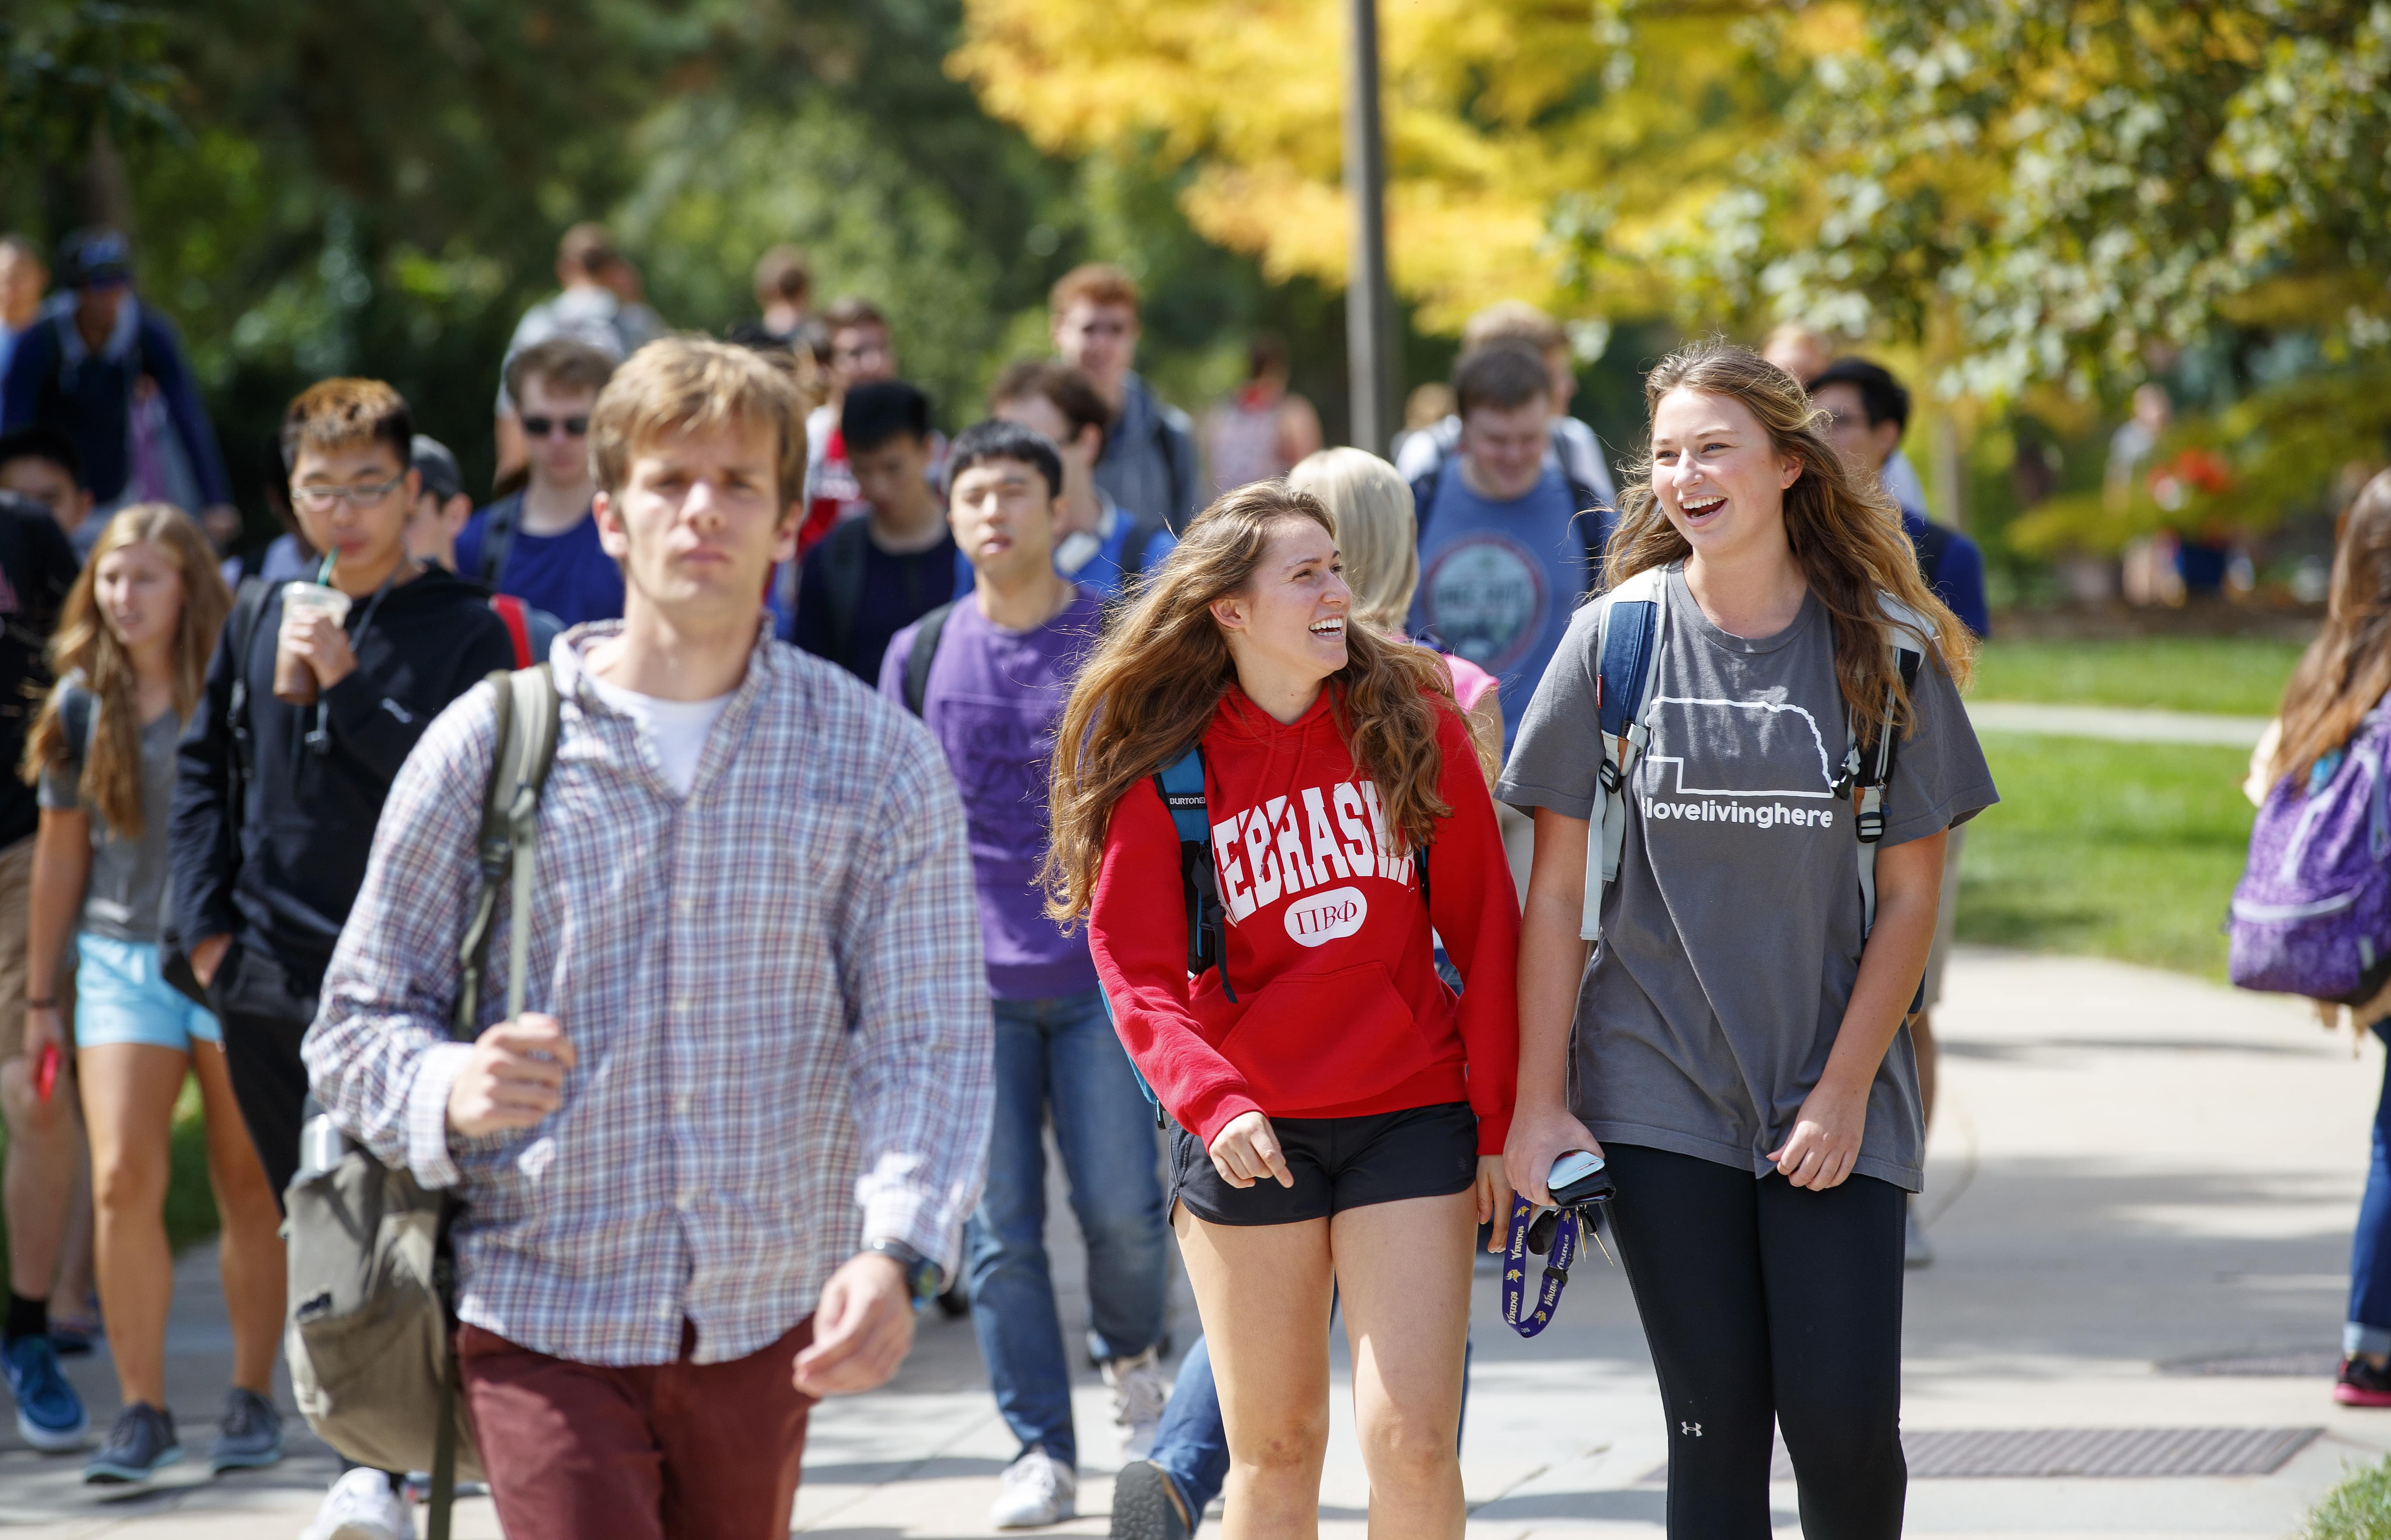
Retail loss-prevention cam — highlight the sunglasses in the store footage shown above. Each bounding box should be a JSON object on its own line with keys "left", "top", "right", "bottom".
{"left": 522, "top": 415, "right": 590, "bottom": 439}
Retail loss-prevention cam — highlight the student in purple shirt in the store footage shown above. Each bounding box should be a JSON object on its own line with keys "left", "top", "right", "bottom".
{"left": 880, "top": 420, "right": 1171, "bottom": 1530}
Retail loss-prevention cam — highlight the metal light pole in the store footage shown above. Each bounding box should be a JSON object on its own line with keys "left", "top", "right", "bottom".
{"left": 1343, "top": 0, "right": 1393, "bottom": 455}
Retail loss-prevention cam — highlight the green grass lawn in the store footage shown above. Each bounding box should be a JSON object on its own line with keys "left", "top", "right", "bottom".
{"left": 2301, "top": 1456, "right": 2391, "bottom": 1540}
{"left": 1956, "top": 731, "right": 2256, "bottom": 980}
{"left": 0, "top": 1075, "right": 221, "bottom": 1268}
{"left": 1972, "top": 636, "right": 2309, "bottom": 716}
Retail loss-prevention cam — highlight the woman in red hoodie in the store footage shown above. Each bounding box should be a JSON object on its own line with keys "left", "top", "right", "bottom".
{"left": 1046, "top": 481, "right": 1518, "bottom": 1540}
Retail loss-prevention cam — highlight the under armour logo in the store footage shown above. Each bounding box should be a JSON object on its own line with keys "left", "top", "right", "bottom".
{"left": 1681, "top": 1422, "right": 1702, "bottom": 1437}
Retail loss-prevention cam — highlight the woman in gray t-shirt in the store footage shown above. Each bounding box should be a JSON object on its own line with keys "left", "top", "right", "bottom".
{"left": 1497, "top": 344, "right": 1996, "bottom": 1540}
{"left": 21, "top": 505, "right": 288, "bottom": 1482}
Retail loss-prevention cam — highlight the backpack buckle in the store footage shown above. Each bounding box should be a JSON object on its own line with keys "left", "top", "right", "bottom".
{"left": 1856, "top": 809, "right": 1885, "bottom": 842}
{"left": 1597, "top": 759, "right": 1623, "bottom": 794}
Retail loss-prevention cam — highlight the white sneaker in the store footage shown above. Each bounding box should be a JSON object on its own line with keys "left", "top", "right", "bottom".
{"left": 991, "top": 1446, "right": 1077, "bottom": 1529}
{"left": 302, "top": 1467, "right": 415, "bottom": 1540}
{"left": 1904, "top": 1204, "right": 1934, "bottom": 1269}
{"left": 1103, "top": 1347, "right": 1170, "bottom": 1459}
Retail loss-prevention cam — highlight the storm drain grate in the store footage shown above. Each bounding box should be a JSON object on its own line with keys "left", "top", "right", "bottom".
{"left": 2163, "top": 1351, "right": 2341, "bottom": 1378}
{"left": 1646, "top": 1427, "right": 2322, "bottom": 1485}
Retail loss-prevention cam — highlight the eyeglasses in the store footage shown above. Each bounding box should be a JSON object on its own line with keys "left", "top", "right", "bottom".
{"left": 522, "top": 415, "right": 590, "bottom": 439}
{"left": 293, "top": 473, "right": 407, "bottom": 511}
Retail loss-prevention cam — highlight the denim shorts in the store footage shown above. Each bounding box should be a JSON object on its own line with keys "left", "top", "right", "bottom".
{"left": 74, "top": 933, "right": 221, "bottom": 1052}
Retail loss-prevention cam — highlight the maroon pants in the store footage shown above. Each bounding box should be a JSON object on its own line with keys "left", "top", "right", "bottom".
{"left": 457, "top": 1316, "right": 815, "bottom": 1540}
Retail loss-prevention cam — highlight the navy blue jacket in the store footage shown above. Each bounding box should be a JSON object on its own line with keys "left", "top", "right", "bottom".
{"left": 0, "top": 300, "right": 231, "bottom": 508}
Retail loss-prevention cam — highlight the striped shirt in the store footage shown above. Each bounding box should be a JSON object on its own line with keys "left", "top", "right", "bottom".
{"left": 304, "top": 619, "right": 991, "bottom": 1367}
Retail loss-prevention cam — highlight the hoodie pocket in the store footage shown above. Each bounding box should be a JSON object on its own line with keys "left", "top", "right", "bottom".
{"left": 1215, "top": 961, "right": 1431, "bottom": 1112}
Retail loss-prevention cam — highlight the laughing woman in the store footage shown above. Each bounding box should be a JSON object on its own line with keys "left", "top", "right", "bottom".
{"left": 1500, "top": 343, "right": 1996, "bottom": 1540}
{"left": 1046, "top": 481, "right": 1518, "bottom": 1540}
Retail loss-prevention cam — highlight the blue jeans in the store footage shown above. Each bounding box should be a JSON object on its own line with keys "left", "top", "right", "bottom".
{"left": 967, "top": 989, "right": 1171, "bottom": 1469}
{"left": 2350, "top": 1022, "right": 2391, "bottom": 1355}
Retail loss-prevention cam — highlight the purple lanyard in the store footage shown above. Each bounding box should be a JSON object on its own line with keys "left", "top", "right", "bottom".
{"left": 1499, "top": 1193, "right": 1612, "bottom": 1338}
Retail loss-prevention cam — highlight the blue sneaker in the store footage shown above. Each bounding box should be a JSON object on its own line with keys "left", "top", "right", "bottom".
{"left": 3, "top": 1332, "right": 89, "bottom": 1451}
{"left": 84, "top": 1402, "right": 181, "bottom": 1484}
{"left": 209, "top": 1386, "right": 283, "bottom": 1473}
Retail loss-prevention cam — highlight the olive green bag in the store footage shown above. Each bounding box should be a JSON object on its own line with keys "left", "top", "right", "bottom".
{"left": 282, "top": 666, "right": 559, "bottom": 1540}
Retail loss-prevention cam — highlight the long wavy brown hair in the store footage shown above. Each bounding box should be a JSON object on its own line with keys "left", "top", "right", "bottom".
{"left": 2270, "top": 470, "right": 2391, "bottom": 791}
{"left": 1607, "top": 341, "right": 1976, "bottom": 731}
{"left": 1044, "top": 481, "right": 1453, "bottom": 924}
{"left": 21, "top": 504, "right": 231, "bottom": 836}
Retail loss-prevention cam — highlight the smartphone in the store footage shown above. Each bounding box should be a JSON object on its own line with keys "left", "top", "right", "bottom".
{"left": 33, "top": 1042, "right": 58, "bottom": 1104}
{"left": 1548, "top": 1149, "right": 1611, "bottom": 1208}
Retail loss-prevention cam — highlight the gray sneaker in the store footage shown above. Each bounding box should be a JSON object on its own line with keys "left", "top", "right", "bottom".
{"left": 209, "top": 1386, "right": 284, "bottom": 1473}
{"left": 84, "top": 1402, "right": 182, "bottom": 1484}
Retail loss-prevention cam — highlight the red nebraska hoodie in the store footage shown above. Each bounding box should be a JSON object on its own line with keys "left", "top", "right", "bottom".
{"left": 1090, "top": 682, "right": 1520, "bottom": 1155}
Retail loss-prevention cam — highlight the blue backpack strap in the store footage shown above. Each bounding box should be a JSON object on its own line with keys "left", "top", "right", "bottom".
{"left": 1580, "top": 569, "right": 1667, "bottom": 941}
{"left": 1595, "top": 595, "right": 1660, "bottom": 740}
{"left": 1150, "top": 745, "right": 1234, "bottom": 1004}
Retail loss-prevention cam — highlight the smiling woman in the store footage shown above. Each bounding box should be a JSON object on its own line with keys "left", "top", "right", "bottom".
{"left": 1046, "top": 480, "right": 1521, "bottom": 1540}
{"left": 1499, "top": 340, "right": 1999, "bottom": 1540}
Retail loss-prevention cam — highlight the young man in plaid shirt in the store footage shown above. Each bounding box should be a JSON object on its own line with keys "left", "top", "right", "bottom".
{"left": 305, "top": 338, "right": 992, "bottom": 1538}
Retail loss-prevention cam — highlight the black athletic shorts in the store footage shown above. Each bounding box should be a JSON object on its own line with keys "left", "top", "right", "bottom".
{"left": 1170, "top": 1101, "right": 1479, "bottom": 1226}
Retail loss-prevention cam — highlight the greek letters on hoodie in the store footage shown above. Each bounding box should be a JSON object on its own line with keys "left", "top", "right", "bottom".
{"left": 1089, "top": 683, "right": 1519, "bottom": 1154}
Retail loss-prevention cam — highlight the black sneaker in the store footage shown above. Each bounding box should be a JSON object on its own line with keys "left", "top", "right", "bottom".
{"left": 2337, "top": 1355, "right": 2391, "bottom": 1407}
{"left": 1111, "top": 1458, "right": 1192, "bottom": 1540}
{"left": 84, "top": 1402, "right": 182, "bottom": 1484}
{"left": 209, "top": 1386, "right": 284, "bottom": 1473}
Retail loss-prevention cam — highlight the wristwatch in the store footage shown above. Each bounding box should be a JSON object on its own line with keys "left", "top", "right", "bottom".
{"left": 864, "top": 1237, "right": 945, "bottom": 1309}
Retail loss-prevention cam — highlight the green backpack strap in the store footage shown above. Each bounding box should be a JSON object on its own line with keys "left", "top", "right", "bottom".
{"left": 430, "top": 663, "right": 560, "bottom": 1540}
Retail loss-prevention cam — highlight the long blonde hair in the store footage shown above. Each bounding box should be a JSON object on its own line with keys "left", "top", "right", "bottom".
{"left": 1608, "top": 341, "right": 1976, "bottom": 730}
{"left": 1043, "top": 481, "right": 1452, "bottom": 924}
{"left": 1287, "top": 447, "right": 1418, "bottom": 634}
{"left": 22, "top": 504, "right": 231, "bottom": 836}
{"left": 2272, "top": 470, "right": 2391, "bottom": 790}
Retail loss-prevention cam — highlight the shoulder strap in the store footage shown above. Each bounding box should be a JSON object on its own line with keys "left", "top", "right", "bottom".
{"left": 60, "top": 683, "right": 94, "bottom": 767}
{"left": 1119, "top": 513, "right": 1168, "bottom": 587}
{"left": 1579, "top": 567, "right": 1668, "bottom": 942}
{"left": 1150, "top": 746, "right": 1234, "bottom": 1003}
{"left": 489, "top": 595, "right": 534, "bottom": 671}
{"left": 453, "top": 666, "right": 562, "bottom": 1039}
{"left": 820, "top": 517, "right": 871, "bottom": 664}
{"left": 477, "top": 495, "right": 522, "bottom": 587}
{"left": 1410, "top": 467, "right": 1443, "bottom": 550}
{"left": 903, "top": 602, "right": 956, "bottom": 717}
{"left": 222, "top": 577, "right": 275, "bottom": 809}
{"left": 1846, "top": 596, "right": 1934, "bottom": 939}
{"left": 1153, "top": 400, "right": 1189, "bottom": 530}
{"left": 1568, "top": 477, "right": 1611, "bottom": 594}
{"left": 1910, "top": 518, "right": 1954, "bottom": 589}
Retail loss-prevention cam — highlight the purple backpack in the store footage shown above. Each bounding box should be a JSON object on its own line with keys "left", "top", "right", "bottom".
{"left": 2229, "top": 706, "right": 2391, "bottom": 1004}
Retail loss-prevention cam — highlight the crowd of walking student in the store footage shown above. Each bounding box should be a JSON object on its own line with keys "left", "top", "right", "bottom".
{"left": 0, "top": 217, "right": 2010, "bottom": 1540}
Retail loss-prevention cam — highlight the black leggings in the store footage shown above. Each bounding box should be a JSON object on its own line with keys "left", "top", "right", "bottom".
{"left": 1604, "top": 1144, "right": 1906, "bottom": 1540}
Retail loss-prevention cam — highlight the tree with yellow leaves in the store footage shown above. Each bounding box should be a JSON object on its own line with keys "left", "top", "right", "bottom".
{"left": 951, "top": 0, "right": 1843, "bottom": 334}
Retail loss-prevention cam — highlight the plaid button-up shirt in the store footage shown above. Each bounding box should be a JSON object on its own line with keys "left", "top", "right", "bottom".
{"left": 305, "top": 621, "right": 991, "bottom": 1367}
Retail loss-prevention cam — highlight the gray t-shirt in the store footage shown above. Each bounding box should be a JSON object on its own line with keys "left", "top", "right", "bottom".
{"left": 1497, "top": 564, "right": 1997, "bottom": 1190}
{"left": 37, "top": 683, "right": 184, "bottom": 944}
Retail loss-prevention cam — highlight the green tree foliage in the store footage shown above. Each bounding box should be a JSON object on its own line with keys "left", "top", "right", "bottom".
{"left": 1, "top": 0, "right": 1342, "bottom": 524}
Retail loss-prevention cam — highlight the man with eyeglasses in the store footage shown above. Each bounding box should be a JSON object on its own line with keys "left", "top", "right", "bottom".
{"left": 1047, "top": 265, "right": 1197, "bottom": 534}
{"left": 169, "top": 377, "right": 515, "bottom": 1540}
{"left": 457, "top": 338, "right": 625, "bottom": 628}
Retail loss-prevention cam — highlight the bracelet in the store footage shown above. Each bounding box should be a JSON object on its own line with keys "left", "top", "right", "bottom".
{"left": 24, "top": 998, "right": 55, "bottom": 1009}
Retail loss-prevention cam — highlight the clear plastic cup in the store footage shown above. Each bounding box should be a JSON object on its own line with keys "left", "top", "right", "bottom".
{"left": 275, "top": 582, "right": 354, "bottom": 704}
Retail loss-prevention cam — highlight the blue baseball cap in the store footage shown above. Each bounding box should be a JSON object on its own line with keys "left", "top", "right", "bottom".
{"left": 56, "top": 229, "right": 130, "bottom": 290}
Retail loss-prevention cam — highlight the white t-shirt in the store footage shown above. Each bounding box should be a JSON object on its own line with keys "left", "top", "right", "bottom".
{"left": 585, "top": 675, "right": 735, "bottom": 798}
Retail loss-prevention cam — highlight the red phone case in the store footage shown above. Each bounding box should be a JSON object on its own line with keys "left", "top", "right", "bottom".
{"left": 34, "top": 1042, "right": 59, "bottom": 1104}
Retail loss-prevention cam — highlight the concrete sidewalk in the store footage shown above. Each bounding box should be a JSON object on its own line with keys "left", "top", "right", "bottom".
{"left": 3, "top": 946, "right": 2384, "bottom": 1537}
{"left": 1965, "top": 699, "right": 2273, "bottom": 748}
